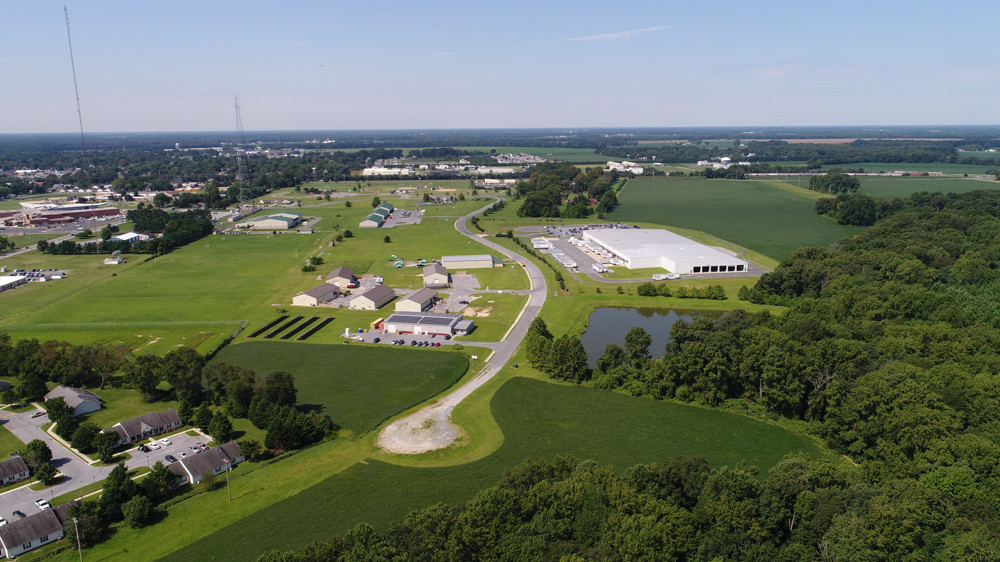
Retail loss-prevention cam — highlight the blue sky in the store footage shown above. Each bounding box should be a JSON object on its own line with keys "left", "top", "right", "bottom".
{"left": 3, "top": 0, "right": 999, "bottom": 133}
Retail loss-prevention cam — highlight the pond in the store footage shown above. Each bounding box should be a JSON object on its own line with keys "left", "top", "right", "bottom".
{"left": 580, "top": 307, "right": 721, "bottom": 368}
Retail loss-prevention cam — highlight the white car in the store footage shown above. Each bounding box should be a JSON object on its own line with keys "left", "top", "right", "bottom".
{"left": 35, "top": 499, "right": 50, "bottom": 510}
{"left": 0, "top": 517, "right": 7, "bottom": 526}
{"left": 159, "top": 438, "right": 172, "bottom": 446}
{"left": 148, "top": 441, "right": 161, "bottom": 450}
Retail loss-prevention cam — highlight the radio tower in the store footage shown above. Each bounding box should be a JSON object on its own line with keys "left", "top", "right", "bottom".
{"left": 64, "top": 5, "right": 90, "bottom": 186}
{"left": 234, "top": 96, "right": 252, "bottom": 210}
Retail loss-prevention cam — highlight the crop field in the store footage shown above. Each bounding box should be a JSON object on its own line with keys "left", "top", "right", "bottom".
{"left": 167, "top": 376, "right": 833, "bottom": 559}
{"left": 608, "top": 176, "right": 866, "bottom": 261}
{"left": 209, "top": 341, "right": 468, "bottom": 435}
{"left": 858, "top": 176, "right": 999, "bottom": 199}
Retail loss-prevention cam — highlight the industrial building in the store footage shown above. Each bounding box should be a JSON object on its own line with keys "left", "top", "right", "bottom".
{"left": 360, "top": 202, "right": 395, "bottom": 228}
{"left": 240, "top": 211, "right": 303, "bottom": 230}
{"left": 0, "top": 275, "right": 27, "bottom": 294}
{"left": 441, "top": 254, "right": 497, "bottom": 269}
{"left": 582, "top": 229, "right": 747, "bottom": 274}
{"left": 395, "top": 288, "right": 438, "bottom": 312}
{"left": 293, "top": 283, "right": 340, "bottom": 307}
{"left": 381, "top": 312, "right": 475, "bottom": 336}
{"left": 349, "top": 284, "right": 396, "bottom": 310}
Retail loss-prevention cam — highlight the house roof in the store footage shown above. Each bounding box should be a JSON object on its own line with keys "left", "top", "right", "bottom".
{"left": 357, "top": 284, "right": 395, "bottom": 303}
{"left": 302, "top": 284, "right": 338, "bottom": 299}
{"left": 401, "top": 288, "right": 437, "bottom": 304}
{"left": 423, "top": 263, "right": 447, "bottom": 277}
{"left": 0, "top": 508, "right": 62, "bottom": 550}
{"left": 326, "top": 267, "right": 354, "bottom": 281}
{"left": 168, "top": 441, "right": 243, "bottom": 480}
{"left": 44, "top": 386, "right": 102, "bottom": 410}
{"left": 109, "top": 409, "right": 181, "bottom": 442}
{"left": 0, "top": 456, "right": 29, "bottom": 480}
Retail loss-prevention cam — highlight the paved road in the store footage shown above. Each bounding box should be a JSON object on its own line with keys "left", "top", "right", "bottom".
{"left": 377, "top": 200, "right": 547, "bottom": 454}
{"left": 0, "top": 406, "right": 115, "bottom": 517}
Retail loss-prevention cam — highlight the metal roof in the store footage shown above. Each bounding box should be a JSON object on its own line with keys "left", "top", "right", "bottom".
{"left": 386, "top": 312, "right": 462, "bottom": 326}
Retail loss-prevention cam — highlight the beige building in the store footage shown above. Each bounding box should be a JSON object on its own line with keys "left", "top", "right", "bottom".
{"left": 395, "top": 288, "right": 438, "bottom": 313}
{"left": 293, "top": 284, "right": 340, "bottom": 307}
{"left": 422, "top": 264, "right": 449, "bottom": 288}
{"left": 349, "top": 285, "right": 396, "bottom": 310}
{"left": 441, "top": 254, "right": 496, "bottom": 269}
{"left": 326, "top": 267, "right": 355, "bottom": 288}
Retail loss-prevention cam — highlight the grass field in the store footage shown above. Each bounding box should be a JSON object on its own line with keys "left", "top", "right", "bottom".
{"left": 0, "top": 423, "right": 25, "bottom": 460}
{"left": 608, "top": 176, "right": 866, "bottom": 261}
{"left": 858, "top": 175, "right": 999, "bottom": 199}
{"left": 166, "top": 376, "right": 834, "bottom": 559}
{"left": 209, "top": 341, "right": 469, "bottom": 435}
{"left": 821, "top": 162, "right": 997, "bottom": 174}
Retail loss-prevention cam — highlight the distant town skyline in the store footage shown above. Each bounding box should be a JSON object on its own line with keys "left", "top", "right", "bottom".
{"left": 4, "top": 0, "right": 999, "bottom": 134}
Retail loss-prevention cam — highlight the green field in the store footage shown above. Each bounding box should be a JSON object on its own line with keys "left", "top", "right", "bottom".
{"left": 210, "top": 341, "right": 469, "bottom": 435}
{"left": 166, "top": 376, "right": 833, "bottom": 560}
{"left": 858, "top": 175, "right": 999, "bottom": 199}
{"left": 821, "top": 162, "right": 997, "bottom": 174}
{"left": 608, "top": 176, "right": 866, "bottom": 261}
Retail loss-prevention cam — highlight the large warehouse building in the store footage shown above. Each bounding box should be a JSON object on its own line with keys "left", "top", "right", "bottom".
{"left": 582, "top": 229, "right": 747, "bottom": 274}
{"left": 441, "top": 254, "right": 497, "bottom": 269}
{"left": 381, "top": 312, "right": 475, "bottom": 336}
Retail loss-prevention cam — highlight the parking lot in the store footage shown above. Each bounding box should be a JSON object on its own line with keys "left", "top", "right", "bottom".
{"left": 130, "top": 430, "right": 210, "bottom": 469}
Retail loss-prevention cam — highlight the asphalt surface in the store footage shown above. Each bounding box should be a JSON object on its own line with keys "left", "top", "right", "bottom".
{"left": 377, "top": 199, "right": 547, "bottom": 454}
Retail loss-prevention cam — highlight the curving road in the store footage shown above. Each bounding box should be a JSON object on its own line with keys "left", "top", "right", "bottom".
{"left": 377, "top": 200, "right": 547, "bottom": 454}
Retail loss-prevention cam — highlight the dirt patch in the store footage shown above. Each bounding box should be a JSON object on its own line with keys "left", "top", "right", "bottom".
{"left": 463, "top": 306, "right": 492, "bottom": 317}
{"left": 377, "top": 405, "right": 461, "bottom": 454}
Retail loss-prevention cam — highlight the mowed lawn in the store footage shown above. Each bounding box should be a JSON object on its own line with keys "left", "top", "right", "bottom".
{"left": 858, "top": 176, "right": 999, "bottom": 199}
{"left": 167, "top": 377, "right": 833, "bottom": 559}
{"left": 0, "top": 423, "right": 25, "bottom": 459}
{"left": 209, "top": 341, "right": 468, "bottom": 434}
{"left": 609, "top": 176, "right": 866, "bottom": 260}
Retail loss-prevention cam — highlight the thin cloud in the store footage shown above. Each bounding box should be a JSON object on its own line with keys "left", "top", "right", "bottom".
{"left": 565, "top": 25, "right": 670, "bottom": 42}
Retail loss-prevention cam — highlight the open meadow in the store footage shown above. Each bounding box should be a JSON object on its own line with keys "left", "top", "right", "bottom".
{"left": 858, "top": 175, "right": 998, "bottom": 199}
{"left": 163, "top": 376, "right": 835, "bottom": 560}
{"left": 210, "top": 341, "right": 469, "bottom": 435}
{"left": 608, "top": 176, "right": 866, "bottom": 261}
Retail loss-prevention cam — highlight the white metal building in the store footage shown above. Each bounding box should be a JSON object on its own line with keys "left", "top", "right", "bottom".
{"left": 441, "top": 254, "right": 496, "bottom": 269}
{"left": 0, "top": 275, "right": 26, "bottom": 294}
{"left": 382, "top": 312, "right": 475, "bottom": 336}
{"left": 582, "top": 229, "right": 747, "bottom": 274}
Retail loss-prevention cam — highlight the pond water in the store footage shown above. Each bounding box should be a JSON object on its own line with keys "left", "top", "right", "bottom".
{"left": 580, "top": 307, "right": 720, "bottom": 368}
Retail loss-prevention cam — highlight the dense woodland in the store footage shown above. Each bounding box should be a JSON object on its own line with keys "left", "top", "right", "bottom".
{"left": 515, "top": 162, "right": 620, "bottom": 218}
{"left": 267, "top": 190, "right": 1000, "bottom": 559}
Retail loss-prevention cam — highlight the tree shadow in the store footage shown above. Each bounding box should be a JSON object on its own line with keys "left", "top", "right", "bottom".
{"left": 298, "top": 403, "right": 325, "bottom": 414}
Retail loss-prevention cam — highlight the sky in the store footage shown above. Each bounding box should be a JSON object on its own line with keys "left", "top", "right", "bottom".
{"left": 3, "top": 0, "right": 1000, "bottom": 133}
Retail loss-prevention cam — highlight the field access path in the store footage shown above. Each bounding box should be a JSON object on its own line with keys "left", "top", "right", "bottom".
{"left": 378, "top": 200, "right": 547, "bottom": 454}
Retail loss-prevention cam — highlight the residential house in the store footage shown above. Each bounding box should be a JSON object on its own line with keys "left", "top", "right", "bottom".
{"left": 166, "top": 441, "right": 244, "bottom": 485}
{"left": 326, "top": 267, "right": 355, "bottom": 288}
{"left": 0, "top": 508, "right": 65, "bottom": 559}
{"left": 0, "top": 456, "right": 29, "bottom": 486}
{"left": 43, "top": 386, "right": 102, "bottom": 417}
{"left": 106, "top": 409, "right": 182, "bottom": 448}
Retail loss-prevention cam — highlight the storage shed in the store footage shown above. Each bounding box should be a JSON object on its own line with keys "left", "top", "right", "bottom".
{"left": 422, "top": 264, "right": 449, "bottom": 288}
{"left": 293, "top": 284, "right": 340, "bottom": 307}
{"left": 349, "top": 284, "right": 396, "bottom": 310}
{"left": 395, "top": 288, "right": 438, "bottom": 312}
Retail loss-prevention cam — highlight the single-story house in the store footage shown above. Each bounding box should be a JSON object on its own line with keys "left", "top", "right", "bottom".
{"left": 395, "top": 288, "right": 438, "bottom": 313}
{"left": 422, "top": 264, "right": 449, "bottom": 288}
{"left": 326, "top": 267, "right": 355, "bottom": 288}
{"left": 167, "top": 441, "right": 244, "bottom": 486}
{"left": 292, "top": 283, "right": 340, "bottom": 307}
{"left": 0, "top": 456, "right": 30, "bottom": 486}
{"left": 106, "top": 409, "right": 183, "bottom": 448}
{"left": 441, "top": 254, "right": 497, "bottom": 270}
{"left": 349, "top": 284, "right": 396, "bottom": 310}
{"left": 44, "top": 386, "right": 102, "bottom": 417}
{"left": 0, "top": 507, "right": 65, "bottom": 559}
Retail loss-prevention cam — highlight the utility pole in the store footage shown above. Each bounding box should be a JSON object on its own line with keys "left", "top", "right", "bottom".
{"left": 73, "top": 517, "right": 83, "bottom": 562}
{"left": 226, "top": 466, "right": 232, "bottom": 501}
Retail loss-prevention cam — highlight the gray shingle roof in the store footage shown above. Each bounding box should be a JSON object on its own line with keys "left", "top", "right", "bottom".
{"left": 0, "top": 509, "right": 62, "bottom": 551}
{"left": 43, "top": 386, "right": 102, "bottom": 410}
{"left": 109, "top": 409, "right": 181, "bottom": 442}
{"left": 0, "top": 456, "right": 29, "bottom": 480}
{"left": 358, "top": 284, "right": 395, "bottom": 303}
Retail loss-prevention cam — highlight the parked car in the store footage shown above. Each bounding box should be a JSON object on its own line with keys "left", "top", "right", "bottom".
{"left": 179, "top": 451, "right": 187, "bottom": 458}
{"left": 138, "top": 445, "right": 149, "bottom": 452}
{"left": 373, "top": 337, "right": 380, "bottom": 343}
{"left": 0, "top": 517, "right": 7, "bottom": 526}
{"left": 159, "top": 438, "right": 172, "bottom": 446}
{"left": 31, "top": 411, "right": 45, "bottom": 418}
{"left": 148, "top": 441, "right": 161, "bottom": 450}
{"left": 164, "top": 455, "right": 177, "bottom": 463}
{"left": 190, "top": 445, "right": 200, "bottom": 453}
{"left": 35, "top": 499, "right": 50, "bottom": 510}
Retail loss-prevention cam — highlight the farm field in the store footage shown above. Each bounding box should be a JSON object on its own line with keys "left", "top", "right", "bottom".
{"left": 210, "top": 341, "right": 469, "bottom": 435}
{"left": 165, "top": 376, "right": 835, "bottom": 560}
{"left": 858, "top": 175, "right": 998, "bottom": 199}
{"left": 820, "top": 162, "right": 996, "bottom": 174}
{"left": 608, "top": 176, "right": 866, "bottom": 261}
